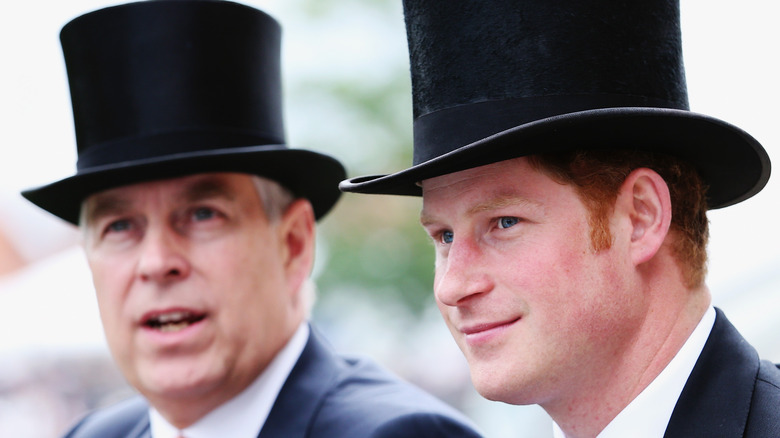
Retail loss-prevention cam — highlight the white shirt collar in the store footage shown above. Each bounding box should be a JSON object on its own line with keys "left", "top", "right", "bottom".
{"left": 553, "top": 306, "right": 716, "bottom": 438}
{"left": 149, "top": 322, "right": 310, "bottom": 438}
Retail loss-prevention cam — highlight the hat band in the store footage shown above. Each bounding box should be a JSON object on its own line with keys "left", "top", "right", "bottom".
{"left": 76, "top": 129, "right": 283, "bottom": 170}
{"left": 412, "top": 93, "right": 688, "bottom": 165}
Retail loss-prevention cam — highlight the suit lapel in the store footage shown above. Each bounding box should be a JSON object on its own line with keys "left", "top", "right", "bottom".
{"left": 122, "top": 398, "right": 150, "bottom": 438}
{"left": 257, "top": 325, "right": 341, "bottom": 438}
{"left": 663, "top": 308, "right": 759, "bottom": 437}
{"left": 128, "top": 418, "right": 152, "bottom": 438}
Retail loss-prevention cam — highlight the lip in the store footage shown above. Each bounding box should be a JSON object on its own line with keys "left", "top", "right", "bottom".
{"left": 137, "top": 307, "right": 209, "bottom": 345}
{"left": 460, "top": 317, "right": 520, "bottom": 344}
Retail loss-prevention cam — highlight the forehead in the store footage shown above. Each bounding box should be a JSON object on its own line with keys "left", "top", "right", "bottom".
{"left": 83, "top": 172, "right": 256, "bottom": 218}
{"left": 422, "top": 158, "right": 539, "bottom": 201}
{"left": 422, "top": 157, "right": 532, "bottom": 190}
{"left": 420, "top": 158, "right": 583, "bottom": 231}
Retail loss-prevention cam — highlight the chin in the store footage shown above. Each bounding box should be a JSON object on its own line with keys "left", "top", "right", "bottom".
{"left": 474, "top": 381, "right": 515, "bottom": 404}
{"left": 476, "top": 384, "right": 539, "bottom": 406}
{"left": 470, "top": 366, "right": 509, "bottom": 401}
{"left": 137, "top": 362, "right": 224, "bottom": 400}
{"left": 469, "top": 365, "right": 540, "bottom": 406}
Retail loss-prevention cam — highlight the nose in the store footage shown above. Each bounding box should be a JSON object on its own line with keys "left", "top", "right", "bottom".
{"left": 136, "top": 224, "right": 191, "bottom": 284}
{"left": 434, "top": 237, "right": 493, "bottom": 307}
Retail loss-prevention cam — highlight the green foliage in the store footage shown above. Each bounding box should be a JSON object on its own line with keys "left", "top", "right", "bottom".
{"left": 317, "top": 194, "right": 436, "bottom": 315}
{"left": 281, "top": 0, "right": 435, "bottom": 314}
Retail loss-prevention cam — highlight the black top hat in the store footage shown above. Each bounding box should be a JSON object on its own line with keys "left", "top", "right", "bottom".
{"left": 340, "top": 0, "right": 770, "bottom": 209}
{"left": 22, "top": 0, "right": 345, "bottom": 224}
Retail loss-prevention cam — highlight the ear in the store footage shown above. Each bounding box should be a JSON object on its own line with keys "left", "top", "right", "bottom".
{"left": 617, "top": 168, "right": 672, "bottom": 266}
{"left": 276, "top": 199, "right": 316, "bottom": 295}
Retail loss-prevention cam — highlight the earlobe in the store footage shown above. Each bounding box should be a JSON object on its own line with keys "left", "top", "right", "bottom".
{"left": 622, "top": 168, "right": 672, "bottom": 265}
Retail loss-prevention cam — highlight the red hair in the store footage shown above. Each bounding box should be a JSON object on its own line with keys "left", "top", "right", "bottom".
{"left": 528, "top": 150, "right": 709, "bottom": 288}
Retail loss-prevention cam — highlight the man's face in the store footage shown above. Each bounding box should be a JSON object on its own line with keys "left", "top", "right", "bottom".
{"left": 82, "top": 172, "right": 310, "bottom": 417}
{"left": 420, "top": 157, "right": 644, "bottom": 407}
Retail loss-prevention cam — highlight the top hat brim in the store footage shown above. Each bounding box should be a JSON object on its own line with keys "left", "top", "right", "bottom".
{"left": 23, "top": 145, "right": 346, "bottom": 225}
{"left": 340, "top": 107, "right": 770, "bottom": 210}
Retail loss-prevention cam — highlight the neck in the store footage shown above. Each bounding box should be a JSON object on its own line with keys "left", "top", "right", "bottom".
{"left": 545, "top": 276, "right": 711, "bottom": 438}
{"left": 148, "top": 316, "right": 305, "bottom": 429}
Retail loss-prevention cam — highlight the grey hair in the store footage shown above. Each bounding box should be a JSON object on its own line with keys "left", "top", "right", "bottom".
{"left": 251, "top": 175, "right": 295, "bottom": 222}
{"left": 254, "top": 176, "right": 316, "bottom": 316}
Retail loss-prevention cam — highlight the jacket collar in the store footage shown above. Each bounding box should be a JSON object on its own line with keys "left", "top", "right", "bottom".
{"left": 258, "top": 325, "right": 341, "bottom": 437}
{"left": 664, "top": 308, "right": 759, "bottom": 437}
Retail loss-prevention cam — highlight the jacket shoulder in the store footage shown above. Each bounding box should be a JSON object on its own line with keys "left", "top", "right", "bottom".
{"left": 312, "top": 356, "right": 482, "bottom": 437}
{"left": 63, "top": 396, "right": 149, "bottom": 438}
{"left": 261, "top": 327, "right": 482, "bottom": 438}
{"left": 744, "top": 361, "right": 780, "bottom": 437}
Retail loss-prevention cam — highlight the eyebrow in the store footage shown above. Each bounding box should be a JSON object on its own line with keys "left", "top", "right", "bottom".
{"left": 84, "top": 195, "right": 132, "bottom": 226}
{"left": 84, "top": 176, "right": 238, "bottom": 225}
{"left": 467, "top": 194, "right": 541, "bottom": 215}
{"left": 420, "top": 193, "right": 542, "bottom": 226}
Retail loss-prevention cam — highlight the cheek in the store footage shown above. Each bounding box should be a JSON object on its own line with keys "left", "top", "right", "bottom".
{"left": 544, "top": 249, "right": 630, "bottom": 336}
{"left": 431, "top": 267, "right": 445, "bottom": 301}
{"left": 86, "top": 253, "right": 140, "bottom": 348}
{"left": 91, "top": 273, "right": 135, "bottom": 372}
{"left": 89, "top": 258, "right": 126, "bottom": 316}
{"left": 214, "top": 247, "right": 289, "bottom": 327}
{"left": 515, "top": 233, "right": 601, "bottom": 308}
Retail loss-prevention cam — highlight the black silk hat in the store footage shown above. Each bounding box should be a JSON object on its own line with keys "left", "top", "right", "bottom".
{"left": 22, "top": 0, "right": 346, "bottom": 224}
{"left": 340, "top": 0, "right": 770, "bottom": 209}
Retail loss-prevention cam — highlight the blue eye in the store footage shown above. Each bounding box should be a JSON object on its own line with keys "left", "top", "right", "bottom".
{"left": 498, "top": 217, "right": 520, "bottom": 229}
{"left": 107, "top": 219, "right": 132, "bottom": 233}
{"left": 192, "top": 207, "right": 217, "bottom": 221}
{"left": 441, "top": 230, "right": 454, "bottom": 244}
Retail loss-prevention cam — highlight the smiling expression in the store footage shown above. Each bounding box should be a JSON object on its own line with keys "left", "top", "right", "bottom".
{"left": 421, "top": 157, "right": 644, "bottom": 406}
{"left": 82, "top": 172, "right": 309, "bottom": 422}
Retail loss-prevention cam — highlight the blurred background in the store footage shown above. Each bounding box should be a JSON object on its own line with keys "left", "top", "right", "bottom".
{"left": 0, "top": 0, "right": 777, "bottom": 436}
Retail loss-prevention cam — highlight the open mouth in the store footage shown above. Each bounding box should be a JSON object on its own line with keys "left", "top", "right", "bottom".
{"left": 143, "top": 311, "right": 206, "bottom": 333}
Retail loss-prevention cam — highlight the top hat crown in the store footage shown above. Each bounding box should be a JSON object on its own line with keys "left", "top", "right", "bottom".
{"left": 23, "top": 0, "right": 346, "bottom": 224}
{"left": 340, "top": 0, "right": 770, "bottom": 209}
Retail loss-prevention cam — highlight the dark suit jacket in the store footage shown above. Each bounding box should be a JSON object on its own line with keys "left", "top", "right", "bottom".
{"left": 62, "top": 326, "right": 482, "bottom": 437}
{"left": 664, "top": 308, "right": 780, "bottom": 437}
